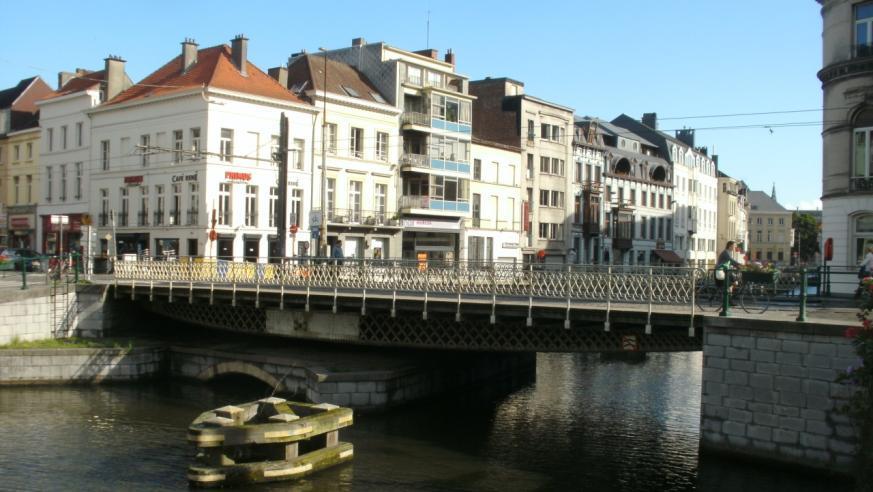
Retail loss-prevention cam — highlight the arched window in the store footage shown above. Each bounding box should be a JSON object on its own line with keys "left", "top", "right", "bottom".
{"left": 854, "top": 214, "right": 873, "bottom": 263}
{"left": 651, "top": 166, "right": 667, "bottom": 182}
{"left": 615, "top": 158, "right": 631, "bottom": 175}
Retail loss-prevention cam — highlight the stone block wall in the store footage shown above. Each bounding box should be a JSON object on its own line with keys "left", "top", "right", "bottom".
{"left": 0, "top": 346, "right": 165, "bottom": 383}
{"left": 701, "top": 323, "right": 857, "bottom": 473}
{"left": 0, "top": 285, "right": 114, "bottom": 345}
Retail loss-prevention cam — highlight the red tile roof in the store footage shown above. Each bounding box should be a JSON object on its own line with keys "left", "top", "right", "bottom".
{"left": 107, "top": 45, "right": 305, "bottom": 106}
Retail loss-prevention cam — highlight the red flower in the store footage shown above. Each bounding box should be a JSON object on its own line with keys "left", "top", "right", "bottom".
{"left": 846, "top": 326, "right": 861, "bottom": 339}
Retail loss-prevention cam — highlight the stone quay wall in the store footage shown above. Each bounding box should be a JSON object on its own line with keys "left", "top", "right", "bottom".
{"left": 0, "top": 284, "right": 113, "bottom": 345}
{"left": 0, "top": 346, "right": 165, "bottom": 384}
{"left": 701, "top": 321, "right": 858, "bottom": 473}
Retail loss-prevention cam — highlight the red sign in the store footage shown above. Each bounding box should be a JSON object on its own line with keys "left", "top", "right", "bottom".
{"left": 522, "top": 201, "right": 530, "bottom": 232}
{"left": 124, "top": 175, "right": 144, "bottom": 185}
{"left": 224, "top": 171, "right": 252, "bottom": 181}
{"left": 10, "top": 216, "right": 30, "bottom": 229}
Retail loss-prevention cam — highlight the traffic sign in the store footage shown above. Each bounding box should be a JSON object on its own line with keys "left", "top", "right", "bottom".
{"left": 309, "top": 210, "right": 322, "bottom": 227}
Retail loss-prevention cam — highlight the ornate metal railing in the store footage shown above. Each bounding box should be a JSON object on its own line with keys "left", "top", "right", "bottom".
{"left": 113, "top": 258, "right": 706, "bottom": 308}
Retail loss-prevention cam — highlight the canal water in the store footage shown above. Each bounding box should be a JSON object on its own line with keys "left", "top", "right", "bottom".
{"left": 0, "top": 351, "right": 851, "bottom": 491}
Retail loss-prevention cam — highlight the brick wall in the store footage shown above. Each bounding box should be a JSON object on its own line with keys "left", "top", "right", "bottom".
{"left": 701, "top": 324, "right": 857, "bottom": 472}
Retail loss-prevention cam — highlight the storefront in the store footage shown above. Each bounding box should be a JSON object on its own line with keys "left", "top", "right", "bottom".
{"left": 155, "top": 238, "right": 179, "bottom": 259}
{"left": 116, "top": 233, "right": 150, "bottom": 258}
{"left": 41, "top": 213, "right": 85, "bottom": 255}
{"left": 400, "top": 218, "right": 460, "bottom": 261}
{"left": 8, "top": 206, "right": 37, "bottom": 250}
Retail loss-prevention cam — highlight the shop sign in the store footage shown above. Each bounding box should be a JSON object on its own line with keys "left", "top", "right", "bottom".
{"left": 401, "top": 218, "right": 460, "bottom": 231}
{"left": 124, "top": 175, "right": 144, "bottom": 185}
{"left": 502, "top": 242, "right": 519, "bottom": 249}
{"left": 10, "top": 215, "right": 32, "bottom": 230}
{"left": 224, "top": 171, "right": 252, "bottom": 182}
{"left": 171, "top": 172, "right": 198, "bottom": 183}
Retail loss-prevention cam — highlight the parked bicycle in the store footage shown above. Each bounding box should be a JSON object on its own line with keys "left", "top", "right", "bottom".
{"left": 696, "top": 267, "right": 779, "bottom": 314}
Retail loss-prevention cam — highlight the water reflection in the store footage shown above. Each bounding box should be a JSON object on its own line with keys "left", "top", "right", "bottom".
{"left": 0, "top": 353, "right": 853, "bottom": 491}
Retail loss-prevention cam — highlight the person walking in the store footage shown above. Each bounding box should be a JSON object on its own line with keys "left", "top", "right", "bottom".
{"left": 331, "top": 240, "right": 344, "bottom": 266}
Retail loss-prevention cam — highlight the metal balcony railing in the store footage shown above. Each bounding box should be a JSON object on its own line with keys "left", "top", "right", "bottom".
{"left": 99, "top": 213, "right": 109, "bottom": 227}
{"left": 153, "top": 210, "right": 165, "bottom": 226}
{"left": 138, "top": 211, "right": 149, "bottom": 226}
{"left": 316, "top": 208, "right": 397, "bottom": 226}
{"left": 119, "top": 213, "right": 129, "bottom": 227}
{"left": 169, "top": 210, "right": 181, "bottom": 226}
{"left": 400, "top": 153, "right": 429, "bottom": 168}
{"left": 401, "top": 112, "right": 430, "bottom": 127}
{"left": 187, "top": 209, "right": 199, "bottom": 226}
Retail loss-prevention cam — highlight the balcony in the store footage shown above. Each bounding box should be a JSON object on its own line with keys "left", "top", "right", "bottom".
{"left": 168, "top": 210, "right": 181, "bottom": 226}
{"left": 399, "top": 195, "right": 470, "bottom": 214}
{"left": 153, "top": 210, "right": 164, "bottom": 226}
{"left": 850, "top": 176, "right": 873, "bottom": 193}
{"left": 187, "top": 209, "right": 199, "bottom": 226}
{"left": 400, "top": 152, "right": 471, "bottom": 175}
{"left": 138, "top": 211, "right": 149, "bottom": 227}
{"left": 317, "top": 208, "right": 399, "bottom": 227}
{"left": 119, "top": 213, "right": 129, "bottom": 227}
{"left": 818, "top": 45, "right": 873, "bottom": 85}
{"left": 582, "top": 181, "right": 602, "bottom": 194}
{"left": 401, "top": 111, "right": 472, "bottom": 135}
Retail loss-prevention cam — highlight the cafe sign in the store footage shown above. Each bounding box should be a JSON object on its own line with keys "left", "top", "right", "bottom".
{"left": 224, "top": 171, "right": 252, "bottom": 182}
{"left": 172, "top": 172, "right": 198, "bottom": 183}
{"left": 124, "top": 175, "right": 144, "bottom": 185}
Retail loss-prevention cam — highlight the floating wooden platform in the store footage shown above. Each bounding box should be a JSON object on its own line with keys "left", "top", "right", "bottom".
{"left": 186, "top": 397, "right": 353, "bottom": 487}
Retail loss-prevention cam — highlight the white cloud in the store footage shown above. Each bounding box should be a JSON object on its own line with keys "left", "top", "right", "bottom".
{"left": 784, "top": 199, "right": 822, "bottom": 211}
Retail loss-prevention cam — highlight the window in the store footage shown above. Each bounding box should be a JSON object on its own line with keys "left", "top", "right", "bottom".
{"left": 61, "top": 125, "right": 68, "bottom": 150}
{"left": 173, "top": 130, "right": 183, "bottom": 163}
{"left": 427, "top": 70, "right": 442, "bottom": 88}
{"left": 101, "top": 140, "right": 110, "bottom": 170}
{"left": 13, "top": 176, "right": 19, "bottom": 204}
{"left": 474, "top": 159, "right": 482, "bottom": 180}
{"left": 376, "top": 132, "right": 389, "bottom": 161}
{"left": 326, "top": 178, "right": 336, "bottom": 217}
{"left": 293, "top": 138, "right": 304, "bottom": 169}
{"left": 245, "top": 185, "right": 258, "bottom": 226}
{"left": 26, "top": 175, "right": 32, "bottom": 203}
{"left": 47, "top": 128, "right": 54, "bottom": 152}
{"left": 139, "top": 187, "right": 149, "bottom": 226}
{"left": 375, "top": 183, "right": 387, "bottom": 218}
{"left": 26, "top": 142, "right": 32, "bottom": 159}
{"left": 326, "top": 123, "right": 338, "bottom": 154}
{"left": 757, "top": 231, "right": 762, "bottom": 242}
{"left": 551, "top": 158, "right": 564, "bottom": 176}
{"left": 630, "top": 189, "right": 636, "bottom": 206}
{"left": 551, "top": 191, "right": 564, "bottom": 208}
{"left": 76, "top": 122, "right": 83, "bottom": 147}
{"left": 59, "top": 164, "right": 67, "bottom": 201}
{"left": 220, "top": 129, "right": 233, "bottom": 162}
{"left": 406, "top": 66, "right": 422, "bottom": 85}
{"left": 155, "top": 185, "right": 165, "bottom": 225}
{"left": 269, "top": 187, "right": 278, "bottom": 228}
{"left": 541, "top": 123, "right": 549, "bottom": 139}
{"left": 527, "top": 120, "right": 535, "bottom": 141}
{"left": 756, "top": 217, "right": 762, "bottom": 225}
{"left": 349, "top": 181, "right": 362, "bottom": 222}
{"left": 140, "top": 135, "right": 150, "bottom": 166}
{"left": 171, "top": 184, "right": 182, "bottom": 225}
{"left": 540, "top": 156, "right": 550, "bottom": 173}
{"left": 641, "top": 217, "right": 647, "bottom": 239}
{"left": 350, "top": 127, "right": 363, "bottom": 158}
{"left": 539, "top": 189, "right": 550, "bottom": 207}
{"left": 527, "top": 154, "right": 534, "bottom": 179}
{"left": 13, "top": 145, "right": 19, "bottom": 161}
{"left": 190, "top": 128, "right": 201, "bottom": 158}
{"left": 575, "top": 161, "right": 582, "bottom": 183}
{"left": 290, "top": 189, "right": 302, "bottom": 226}
{"left": 188, "top": 183, "right": 199, "bottom": 225}
{"left": 100, "top": 189, "right": 109, "bottom": 226}
{"left": 218, "top": 183, "right": 231, "bottom": 225}
{"left": 854, "top": 215, "right": 873, "bottom": 263}
{"left": 640, "top": 191, "right": 647, "bottom": 207}
{"left": 341, "top": 85, "right": 360, "bottom": 98}
{"left": 120, "top": 188, "right": 129, "bottom": 226}
{"left": 767, "top": 218, "right": 773, "bottom": 225}
{"left": 778, "top": 217, "right": 785, "bottom": 225}
{"left": 857, "top": 2, "right": 873, "bottom": 55}
{"left": 659, "top": 194, "right": 664, "bottom": 209}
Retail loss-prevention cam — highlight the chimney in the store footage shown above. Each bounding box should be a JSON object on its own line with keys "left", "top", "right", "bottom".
{"left": 415, "top": 49, "right": 439, "bottom": 60}
{"left": 103, "top": 55, "right": 126, "bottom": 102}
{"left": 181, "top": 38, "right": 198, "bottom": 73}
{"left": 712, "top": 154, "right": 719, "bottom": 167}
{"left": 444, "top": 49, "right": 455, "bottom": 66}
{"left": 642, "top": 112, "right": 657, "bottom": 129}
{"left": 676, "top": 128, "right": 695, "bottom": 148}
{"left": 352, "top": 37, "right": 366, "bottom": 47}
{"left": 268, "top": 66, "right": 288, "bottom": 88}
{"left": 58, "top": 71, "right": 76, "bottom": 90}
{"left": 231, "top": 34, "right": 249, "bottom": 76}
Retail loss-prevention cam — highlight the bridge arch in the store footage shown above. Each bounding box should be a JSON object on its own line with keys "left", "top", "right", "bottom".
{"left": 197, "top": 361, "right": 281, "bottom": 389}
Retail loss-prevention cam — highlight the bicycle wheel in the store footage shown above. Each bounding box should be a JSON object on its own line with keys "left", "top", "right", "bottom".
{"left": 696, "top": 283, "right": 721, "bottom": 312}
{"left": 740, "top": 283, "right": 769, "bottom": 314}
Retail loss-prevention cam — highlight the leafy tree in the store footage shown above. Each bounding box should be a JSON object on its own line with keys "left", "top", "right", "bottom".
{"left": 792, "top": 212, "right": 819, "bottom": 263}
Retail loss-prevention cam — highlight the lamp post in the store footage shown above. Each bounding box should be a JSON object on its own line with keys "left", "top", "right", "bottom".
{"left": 318, "top": 47, "right": 329, "bottom": 257}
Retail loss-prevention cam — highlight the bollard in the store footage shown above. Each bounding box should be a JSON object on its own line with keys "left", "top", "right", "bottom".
{"left": 719, "top": 266, "right": 731, "bottom": 317}
{"left": 20, "top": 256, "right": 27, "bottom": 290}
{"left": 796, "top": 267, "right": 808, "bottom": 322}
{"left": 73, "top": 252, "right": 79, "bottom": 284}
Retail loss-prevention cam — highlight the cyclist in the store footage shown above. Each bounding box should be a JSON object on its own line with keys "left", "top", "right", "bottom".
{"left": 716, "top": 241, "right": 743, "bottom": 305}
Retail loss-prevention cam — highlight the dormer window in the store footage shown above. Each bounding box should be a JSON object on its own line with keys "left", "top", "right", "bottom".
{"left": 341, "top": 85, "right": 360, "bottom": 98}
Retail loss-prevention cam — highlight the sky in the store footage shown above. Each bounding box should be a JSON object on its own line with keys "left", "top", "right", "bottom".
{"left": 0, "top": 1, "right": 824, "bottom": 210}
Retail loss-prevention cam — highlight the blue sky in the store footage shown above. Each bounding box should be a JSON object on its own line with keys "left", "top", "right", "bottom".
{"left": 0, "top": 1, "right": 823, "bottom": 210}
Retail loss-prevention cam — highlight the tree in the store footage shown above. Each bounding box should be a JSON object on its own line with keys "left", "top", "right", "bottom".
{"left": 792, "top": 212, "right": 819, "bottom": 263}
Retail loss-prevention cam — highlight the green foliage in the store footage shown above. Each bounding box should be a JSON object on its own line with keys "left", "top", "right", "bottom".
{"left": 792, "top": 212, "right": 820, "bottom": 263}
{"left": 0, "top": 337, "right": 135, "bottom": 350}
{"left": 839, "top": 278, "right": 873, "bottom": 490}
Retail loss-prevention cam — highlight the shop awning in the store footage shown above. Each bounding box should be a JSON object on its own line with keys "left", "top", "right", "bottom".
{"left": 653, "top": 249, "right": 683, "bottom": 264}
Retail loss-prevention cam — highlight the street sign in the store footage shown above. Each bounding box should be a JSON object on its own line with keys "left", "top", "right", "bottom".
{"left": 309, "top": 210, "right": 322, "bottom": 227}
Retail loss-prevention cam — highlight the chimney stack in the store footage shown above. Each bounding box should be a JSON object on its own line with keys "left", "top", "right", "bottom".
{"left": 414, "top": 49, "right": 439, "bottom": 60}
{"left": 642, "top": 112, "right": 657, "bottom": 129}
{"left": 181, "top": 38, "right": 199, "bottom": 73}
{"left": 352, "top": 37, "right": 366, "bottom": 47}
{"left": 444, "top": 49, "right": 455, "bottom": 66}
{"left": 103, "top": 55, "right": 126, "bottom": 102}
{"left": 268, "top": 66, "right": 288, "bottom": 88}
{"left": 676, "top": 128, "right": 696, "bottom": 148}
{"left": 231, "top": 34, "right": 249, "bottom": 76}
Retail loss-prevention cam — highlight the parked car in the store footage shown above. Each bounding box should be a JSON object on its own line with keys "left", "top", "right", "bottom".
{"left": 0, "top": 248, "right": 44, "bottom": 272}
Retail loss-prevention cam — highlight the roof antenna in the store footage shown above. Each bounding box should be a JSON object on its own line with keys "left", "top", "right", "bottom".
{"left": 426, "top": 9, "right": 431, "bottom": 48}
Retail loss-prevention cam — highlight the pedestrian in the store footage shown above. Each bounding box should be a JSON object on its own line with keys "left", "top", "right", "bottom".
{"left": 855, "top": 246, "right": 873, "bottom": 299}
{"left": 331, "top": 240, "right": 344, "bottom": 266}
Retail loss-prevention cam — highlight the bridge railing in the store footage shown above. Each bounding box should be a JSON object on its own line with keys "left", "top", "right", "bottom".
{"left": 113, "top": 257, "right": 706, "bottom": 306}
